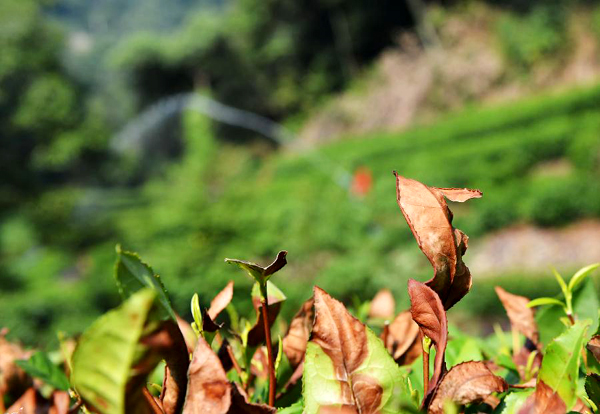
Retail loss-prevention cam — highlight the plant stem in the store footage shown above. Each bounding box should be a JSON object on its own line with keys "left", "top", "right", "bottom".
{"left": 260, "top": 282, "right": 276, "bottom": 406}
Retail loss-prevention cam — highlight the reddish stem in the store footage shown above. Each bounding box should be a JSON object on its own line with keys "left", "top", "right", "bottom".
{"left": 261, "top": 294, "right": 276, "bottom": 406}
{"left": 423, "top": 345, "right": 430, "bottom": 396}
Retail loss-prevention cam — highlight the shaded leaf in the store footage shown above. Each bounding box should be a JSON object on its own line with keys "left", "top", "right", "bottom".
{"left": 495, "top": 287, "right": 539, "bottom": 345}
{"left": 428, "top": 361, "right": 507, "bottom": 414}
{"left": 114, "top": 245, "right": 175, "bottom": 320}
{"left": 282, "top": 297, "right": 314, "bottom": 369}
{"left": 208, "top": 281, "right": 234, "bottom": 320}
{"left": 517, "top": 380, "right": 567, "bottom": 414}
{"left": 182, "top": 336, "right": 231, "bottom": 414}
{"left": 71, "top": 289, "right": 188, "bottom": 414}
{"left": 369, "top": 289, "right": 395, "bottom": 320}
{"left": 536, "top": 320, "right": 590, "bottom": 410}
{"left": 408, "top": 279, "right": 448, "bottom": 395}
{"left": 587, "top": 336, "right": 600, "bottom": 363}
{"left": 585, "top": 374, "right": 600, "bottom": 409}
{"left": 394, "top": 173, "right": 481, "bottom": 309}
{"left": 0, "top": 333, "right": 32, "bottom": 400}
{"left": 303, "top": 287, "right": 415, "bottom": 414}
{"left": 229, "top": 382, "right": 276, "bottom": 413}
{"left": 5, "top": 387, "right": 51, "bottom": 414}
{"left": 225, "top": 251, "right": 287, "bottom": 284}
{"left": 382, "top": 311, "right": 421, "bottom": 365}
{"left": 16, "top": 351, "right": 70, "bottom": 391}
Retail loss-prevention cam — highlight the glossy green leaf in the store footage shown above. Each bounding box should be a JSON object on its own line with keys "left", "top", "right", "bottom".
{"left": 585, "top": 374, "right": 600, "bottom": 410}
{"left": 16, "top": 351, "right": 70, "bottom": 391}
{"left": 494, "top": 390, "right": 534, "bottom": 414}
{"left": 527, "top": 297, "right": 566, "bottom": 309}
{"left": 71, "top": 288, "right": 162, "bottom": 414}
{"left": 303, "top": 327, "right": 416, "bottom": 413}
{"left": 277, "top": 400, "right": 304, "bottom": 414}
{"left": 568, "top": 263, "right": 600, "bottom": 293}
{"left": 537, "top": 319, "right": 591, "bottom": 410}
{"left": 114, "top": 245, "right": 175, "bottom": 320}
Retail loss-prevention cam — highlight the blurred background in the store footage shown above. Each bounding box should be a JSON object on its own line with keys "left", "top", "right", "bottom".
{"left": 2, "top": 0, "right": 600, "bottom": 346}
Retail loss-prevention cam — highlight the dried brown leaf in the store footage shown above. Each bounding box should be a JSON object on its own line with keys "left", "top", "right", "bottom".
{"left": 0, "top": 334, "right": 32, "bottom": 400}
{"left": 428, "top": 361, "right": 507, "bottom": 414}
{"left": 309, "top": 286, "right": 384, "bottom": 412}
{"left": 382, "top": 310, "right": 421, "bottom": 365}
{"left": 208, "top": 282, "right": 234, "bottom": 321}
{"left": 408, "top": 279, "right": 448, "bottom": 395}
{"left": 228, "top": 382, "right": 277, "bottom": 414}
{"left": 176, "top": 315, "right": 197, "bottom": 354}
{"left": 495, "top": 287, "right": 539, "bottom": 345}
{"left": 394, "top": 173, "right": 481, "bottom": 309}
{"left": 182, "top": 336, "right": 231, "bottom": 414}
{"left": 518, "top": 380, "right": 567, "bottom": 414}
{"left": 368, "top": 289, "right": 395, "bottom": 320}
{"left": 282, "top": 297, "right": 314, "bottom": 368}
{"left": 587, "top": 335, "right": 600, "bottom": 363}
{"left": 5, "top": 388, "right": 50, "bottom": 414}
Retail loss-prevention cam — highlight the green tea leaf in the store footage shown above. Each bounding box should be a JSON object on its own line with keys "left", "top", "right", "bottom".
{"left": 71, "top": 289, "right": 189, "bottom": 414}
{"left": 114, "top": 245, "right": 175, "bottom": 320}
{"left": 527, "top": 297, "right": 565, "bottom": 309}
{"left": 277, "top": 400, "right": 304, "bottom": 414}
{"left": 16, "top": 351, "right": 70, "bottom": 391}
{"left": 494, "top": 390, "right": 534, "bottom": 414}
{"left": 552, "top": 268, "right": 568, "bottom": 297}
{"left": 572, "top": 278, "right": 600, "bottom": 336}
{"left": 585, "top": 374, "right": 600, "bottom": 410}
{"left": 537, "top": 319, "right": 591, "bottom": 410}
{"left": 568, "top": 263, "right": 600, "bottom": 293}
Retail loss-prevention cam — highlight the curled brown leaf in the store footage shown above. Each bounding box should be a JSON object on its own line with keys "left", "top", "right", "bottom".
{"left": 495, "top": 287, "right": 539, "bottom": 345}
{"left": 282, "top": 297, "right": 314, "bottom": 369}
{"left": 587, "top": 335, "right": 600, "bottom": 363}
{"left": 518, "top": 380, "right": 567, "bottom": 414}
{"left": 229, "top": 382, "right": 277, "bottom": 414}
{"left": 428, "top": 361, "right": 507, "bottom": 414}
{"left": 408, "top": 279, "right": 448, "bottom": 396}
{"left": 394, "top": 173, "right": 482, "bottom": 309}
{"left": 182, "top": 336, "right": 231, "bottom": 414}
{"left": 368, "top": 289, "right": 395, "bottom": 320}
{"left": 382, "top": 310, "right": 421, "bottom": 365}
{"left": 208, "top": 281, "right": 234, "bottom": 321}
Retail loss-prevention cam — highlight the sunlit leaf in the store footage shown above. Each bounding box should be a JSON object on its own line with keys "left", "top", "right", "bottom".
{"left": 527, "top": 297, "right": 565, "bottom": 309}
{"left": 568, "top": 263, "right": 600, "bottom": 293}
{"left": 495, "top": 287, "right": 539, "bottom": 345}
{"left": 302, "top": 287, "right": 416, "bottom": 413}
{"left": 282, "top": 297, "right": 314, "bottom": 369}
{"left": 382, "top": 310, "right": 421, "bottom": 365}
{"left": 494, "top": 390, "right": 534, "bottom": 414}
{"left": 394, "top": 173, "right": 482, "bottom": 309}
{"left": 427, "top": 361, "right": 507, "bottom": 414}
{"left": 114, "top": 245, "right": 175, "bottom": 320}
{"left": 225, "top": 251, "right": 287, "bottom": 284}
{"left": 518, "top": 380, "right": 567, "bottom": 414}
{"left": 369, "top": 289, "right": 395, "bottom": 320}
{"left": 208, "top": 281, "right": 234, "bottom": 320}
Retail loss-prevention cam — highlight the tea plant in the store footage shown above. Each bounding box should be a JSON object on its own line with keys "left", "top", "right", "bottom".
{"left": 1, "top": 174, "right": 599, "bottom": 414}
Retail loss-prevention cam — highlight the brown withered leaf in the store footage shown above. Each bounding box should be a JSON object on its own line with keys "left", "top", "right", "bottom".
{"left": 176, "top": 314, "right": 197, "bottom": 354}
{"left": 208, "top": 281, "right": 234, "bottom": 321}
{"left": 5, "top": 387, "right": 50, "bottom": 414}
{"left": 182, "top": 336, "right": 231, "bottom": 414}
{"left": 282, "top": 297, "right": 314, "bottom": 368}
{"left": 308, "top": 286, "right": 383, "bottom": 412}
{"left": 428, "top": 361, "right": 507, "bottom": 414}
{"left": 142, "top": 320, "right": 190, "bottom": 414}
{"left": 229, "top": 382, "right": 277, "bottom": 414}
{"left": 0, "top": 333, "right": 32, "bottom": 400}
{"left": 518, "top": 380, "right": 567, "bottom": 414}
{"left": 408, "top": 279, "right": 448, "bottom": 395}
{"left": 383, "top": 310, "right": 421, "bottom": 364}
{"left": 495, "top": 287, "right": 539, "bottom": 345}
{"left": 394, "top": 173, "right": 482, "bottom": 309}
{"left": 369, "top": 289, "right": 395, "bottom": 320}
{"left": 587, "top": 335, "right": 600, "bottom": 363}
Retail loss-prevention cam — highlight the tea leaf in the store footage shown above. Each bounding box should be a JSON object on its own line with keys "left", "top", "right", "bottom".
{"left": 585, "top": 374, "right": 600, "bottom": 409}
{"left": 408, "top": 279, "right": 448, "bottom": 395}
{"left": 495, "top": 390, "right": 534, "bottom": 414}
{"left": 16, "top": 351, "right": 70, "bottom": 391}
{"left": 182, "top": 336, "right": 231, "bottom": 414}
{"left": 383, "top": 310, "right": 421, "bottom": 365}
{"left": 225, "top": 251, "right": 287, "bottom": 285}
{"left": 114, "top": 245, "right": 175, "bottom": 320}
{"left": 568, "top": 263, "right": 600, "bottom": 293}
{"left": 551, "top": 268, "right": 568, "bottom": 298}
{"left": 394, "top": 173, "right": 481, "bottom": 309}
{"left": 303, "top": 287, "right": 415, "bottom": 413}
{"left": 518, "top": 381, "right": 567, "bottom": 414}
{"left": 208, "top": 281, "right": 234, "bottom": 320}
{"left": 587, "top": 335, "right": 600, "bottom": 363}
{"left": 495, "top": 287, "right": 539, "bottom": 345}
{"left": 428, "top": 361, "right": 507, "bottom": 414}
{"left": 282, "top": 297, "right": 314, "bottom": 369}
{"left": 71, "top": 289, "right": 180, "bottom": 414}
{"left": 527, "top": 298, "right": 565, "bottom": 309}
{"left": 369, "top": 289, "right": 395, "bottom": 320}
{"left": 536, "top": 319, "right": 590, "bottom": 410}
